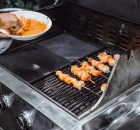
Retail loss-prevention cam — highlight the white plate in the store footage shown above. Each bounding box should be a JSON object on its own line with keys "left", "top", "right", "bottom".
{"left": 0, "top": 11, "right": 52, "bottom": 41}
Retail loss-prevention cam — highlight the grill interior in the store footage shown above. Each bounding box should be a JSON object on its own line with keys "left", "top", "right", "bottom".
{"left": 3, "top": 1, "right": 139, "bottom": 119}
{"left": 31, "top": 47, "right": 123, "bottom": 118}
{"left": 7, "top": 2, "right": 140, "bottom": 54}
{"left": 63, "top": 3, "right": 140, "bottom": 50}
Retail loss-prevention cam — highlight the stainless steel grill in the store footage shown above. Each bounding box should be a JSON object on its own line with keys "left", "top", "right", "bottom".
{"left": 1, "top": 1, "right": 140, "bottom": 130}
{"left": 31, "top": 47, "right": 123, "bottom": 118}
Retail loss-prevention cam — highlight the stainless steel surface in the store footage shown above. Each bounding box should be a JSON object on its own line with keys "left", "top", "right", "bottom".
{"left": 0, "top": 47, "right": 140, "bottom": 130}
{"left": 102, "top": 47, "right": 140, "bottom": 105}
{"left": 0, "top": 84, "right": 63, "bottom": 130}
{"left": 81, "top": 84, "right": 140, "bottom": 130}
{"left": 0, "top": 66, "right": 78, "bottom": 130}
{"left": 1, "top": 93, "right": 15, "bottom": 109}
{"left": 0, "top": 4, "right": 140, "bottom": 130}
{"left": 16, "top": 110, "right": 35, "bottom": 130}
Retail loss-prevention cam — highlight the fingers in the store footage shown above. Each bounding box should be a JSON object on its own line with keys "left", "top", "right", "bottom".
{"left": 10, "top": 26, "right": 21, "bottom": 34}
{"left": 10, "top": 14, "right": 23, "bottom": 33}
{"left": 0, "top": 13, "right": 23, "bottom": 34}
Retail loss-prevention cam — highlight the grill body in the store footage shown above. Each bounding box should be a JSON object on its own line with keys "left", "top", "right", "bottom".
{"left": 31, "top": 48, "right": 122, "bottom": 119}
{"left": 0, "top": 1, "right": 140, "bottom": 130}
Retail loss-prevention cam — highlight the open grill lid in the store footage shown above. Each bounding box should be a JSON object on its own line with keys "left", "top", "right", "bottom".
{"left": 100, "top": 47, "right": 140, "bottom": 107}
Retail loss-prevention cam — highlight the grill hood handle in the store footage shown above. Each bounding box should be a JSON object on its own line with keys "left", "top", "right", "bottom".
{"left": 104, "top": 102, "right": 133, "bottom": 122}
{"left": 38, "top": 0, "right": 65, "bottom": 10}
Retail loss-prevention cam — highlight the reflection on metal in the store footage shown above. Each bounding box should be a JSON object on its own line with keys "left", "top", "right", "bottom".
{"left": 0, "top": 38, "right": 13, "bottom": 54}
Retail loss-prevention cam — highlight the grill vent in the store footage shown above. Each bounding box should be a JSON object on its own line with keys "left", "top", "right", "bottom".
{"left": 64, "top": 3, "right": 140, "bottom": 50}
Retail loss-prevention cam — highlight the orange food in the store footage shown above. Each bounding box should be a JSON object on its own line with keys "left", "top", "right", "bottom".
{"left": 80, "top": 61, "right": 102, "bottom": 76}
{"left": 101, "top": 83, "right": 107, "bottom": 92}
{"left": 17, "top": 16, "right": 47, "bottom": 36}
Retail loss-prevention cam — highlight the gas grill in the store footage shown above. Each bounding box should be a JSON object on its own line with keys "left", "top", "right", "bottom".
{"left": 31, "top": 48, "right": 122, "bottom": 119}
{"left": 0, "top": 1, "right": 140, "bottom": 130}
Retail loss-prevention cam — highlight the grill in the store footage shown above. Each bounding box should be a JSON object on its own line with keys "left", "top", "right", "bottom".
{"left": 31, "top": 47, "right": 123, "bottom": 118}
{"left": 1, "top": 1, "right": 140, "bottom": 130}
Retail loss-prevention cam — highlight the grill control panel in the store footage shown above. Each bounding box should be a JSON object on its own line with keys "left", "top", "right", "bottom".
{"left": 0, "top": 93, "right": 15, "bottom": 111}
{"left": 0, "top": 81, "right": 63, "bottom": 130}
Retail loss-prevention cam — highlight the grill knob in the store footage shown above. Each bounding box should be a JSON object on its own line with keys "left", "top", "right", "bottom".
{"left": 0, "top": 93, "right": 15, "bottom": 111}
{"left": 16, "top": 112, "right": 32, "bottom": 130}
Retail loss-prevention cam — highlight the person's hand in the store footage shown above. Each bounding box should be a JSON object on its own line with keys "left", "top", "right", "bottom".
{"left": 0, "top": 13, "right": 22, "bottom": 38}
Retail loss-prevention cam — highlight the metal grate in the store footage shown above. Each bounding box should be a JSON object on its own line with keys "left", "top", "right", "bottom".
{"left": 31, "top": 48, "right": 123, "bottom": 118}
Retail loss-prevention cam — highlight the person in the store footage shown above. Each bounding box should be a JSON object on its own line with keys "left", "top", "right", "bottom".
{"left": 0, "top": 13, "right": 22, "bottom": 38}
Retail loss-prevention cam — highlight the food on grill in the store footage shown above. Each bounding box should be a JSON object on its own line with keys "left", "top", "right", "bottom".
{"left": 17, "top": 16, "right": 47, "bottom": 36}
{"left": 101, "top": 83, "right": 107, "bottom": 92}
{"left": 114, "top": 54, "right": 120, "bottom": 61}
{"left": 71, "top": 65, "right": 91, "bottom": 81}
{"left": 80, "top": 61, "right": 102, "bottom": 76}
{"left": 56, "top": 71, "right": 85, "bottom": 90}
{"left": 87, "top": 57, "right": 110, "bottom": 73}
{"left": 98, "top": 52, "right": 120, "bottom": 66}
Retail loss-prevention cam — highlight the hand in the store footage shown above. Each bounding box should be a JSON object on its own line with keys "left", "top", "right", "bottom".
{"left": 0, "top": 13, "right": 22, "bottom": 38}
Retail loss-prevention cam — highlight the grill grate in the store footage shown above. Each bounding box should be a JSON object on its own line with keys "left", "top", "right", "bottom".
{"left": 31, "top": 48, "right": 123, "bottom": 118}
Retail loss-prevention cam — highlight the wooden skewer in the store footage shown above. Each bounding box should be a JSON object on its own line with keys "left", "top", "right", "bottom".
{"left": 97, "top": 91, "right": 102, "bottom": 94}
{"left": 89, "top": 79, "right": 96, "bottom": 85}
{"left": 69, "top": 64, "right": 96, "bottom": 85}
{"left": 76, "top": 60, "right": 109, "bottom": 79}
{"left": 100, "top": 74, "right": 108, "bottom": 79}
{"left": 86, "top": 57, "right": 111, "bottom": 73}
{"left": 83, "top": 87, "right": 100, "bottom": 97}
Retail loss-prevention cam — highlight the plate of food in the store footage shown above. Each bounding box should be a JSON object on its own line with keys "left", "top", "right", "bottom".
{"left": 0, "top": 10, "right": 52, "bottom": 41}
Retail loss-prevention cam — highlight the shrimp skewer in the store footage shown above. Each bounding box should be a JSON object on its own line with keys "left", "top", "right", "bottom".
{"left": 56, "top": 71, "right": 107, "bottom": 95}
{"left": 80, "top": 61, "right": 102, "bottom": 76}
{"left": 56, "top": 71, "right": 85, "bottom": 90}
{"left": 77, "top": 60, "right": 108, "bottom": 79}
{"left": 98, "top": 52, "right": 120, "bottom": 66}
{"left": 87, "top": 57, "right": 110, "bottom": 73}
{"left": 70, "top": 65, "right": 96, "bottom": 85}
{"left": 56, "top": 71, "right": 98, "bottom": 95}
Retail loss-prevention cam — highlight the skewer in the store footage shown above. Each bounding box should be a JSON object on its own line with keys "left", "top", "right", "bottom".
{"left": 97, "top": 91, "right": 102, "bottom": 94}
{"left": 86, "top": 57, "right": 111, "bottom": 73}
{"left": 100, "top": 74, "right": 108, "bottom": 79}
{"left": 55, "top": 70, "right": 107, "bottom": 98}
{"left": 69, "top": 64, "right": 96, "bottom": 85}
{"left": 76, "top": 60, "right": 109, "bottom": 79}
{"left": 89, "top": 79, "right": 96, "bottom": 85}
{"left": 56, "top": 70, "right": 99, "bottom": 96}
{"left": 97, "top": 52, "right": 120, "bottom": 66}
{"left": 83, "top": 87, "right": 100, "bottom": 97}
